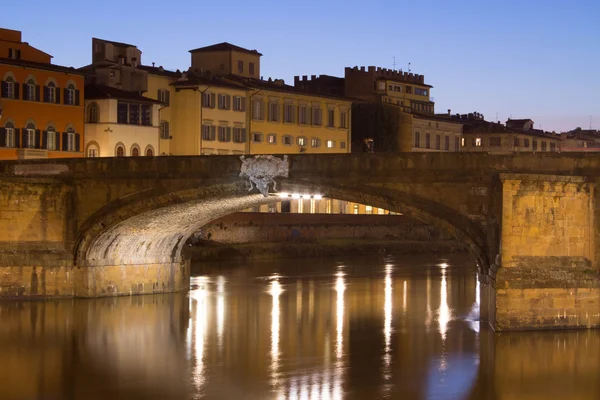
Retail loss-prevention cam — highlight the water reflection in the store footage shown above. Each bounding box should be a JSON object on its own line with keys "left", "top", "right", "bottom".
{"left": 0, "top": 253, "right": 600, "bottom": 400}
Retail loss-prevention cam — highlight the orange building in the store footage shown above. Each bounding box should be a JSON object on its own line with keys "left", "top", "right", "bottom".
{"left": 0, "top": 28, "right": 84, "bottom": 159}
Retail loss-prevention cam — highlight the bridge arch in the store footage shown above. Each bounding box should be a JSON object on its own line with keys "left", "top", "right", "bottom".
{"left": 75, "top": 178, "right": 491, "bottom": 279}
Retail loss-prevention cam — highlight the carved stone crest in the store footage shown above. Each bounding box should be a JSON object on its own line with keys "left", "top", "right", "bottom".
{"left": 239, "top": 155, "right": 289, "bottom": 197}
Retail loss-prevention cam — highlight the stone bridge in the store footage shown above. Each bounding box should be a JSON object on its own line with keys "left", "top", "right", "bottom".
{"left": 0, "top": 153, "right": 598, "bottom": 331}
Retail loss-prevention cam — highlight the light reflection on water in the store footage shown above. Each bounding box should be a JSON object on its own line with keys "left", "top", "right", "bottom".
{"left": 0, "top": 253, "right": 600, "bottom": 400}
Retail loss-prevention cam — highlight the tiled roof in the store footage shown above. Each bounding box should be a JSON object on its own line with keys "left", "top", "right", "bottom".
{"left": 138, "top": 65, "right": 182, "bottom": 78}
{"left": 188, "top": 42, "right": 262, "bottom": 56}
{"left": 0, "top": 57, "right": 84, "bottom": 75}
{"left": 84, "top": 84, "right": 162, "bottom": 103}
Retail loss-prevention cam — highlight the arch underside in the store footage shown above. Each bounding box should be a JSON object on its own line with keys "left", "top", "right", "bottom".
{"left": 81, "top": 180, "right": 491, "bottom": 272}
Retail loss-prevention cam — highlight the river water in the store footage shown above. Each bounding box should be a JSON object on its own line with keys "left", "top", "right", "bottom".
{"left": 1, "top": 253, "right": 599, "bottom": 400}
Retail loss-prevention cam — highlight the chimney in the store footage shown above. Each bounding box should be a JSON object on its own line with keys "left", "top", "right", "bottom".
{"left": 447, "top": 109, "right": 451, "bottom": 116}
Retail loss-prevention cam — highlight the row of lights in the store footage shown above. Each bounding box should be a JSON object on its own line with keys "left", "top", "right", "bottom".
{"left": 277, "top": 192, "right": 323, "bottom": 200}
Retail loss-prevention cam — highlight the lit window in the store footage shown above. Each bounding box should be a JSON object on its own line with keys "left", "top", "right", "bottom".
{"left": 297, "top": 136, "right": 307, "bottom": 146}
{"left": 310, "top": 198, "right": 316, "bottom": 214}
{"left": 475, "top": 138, "right": 482, "bottom": 147}
{"left": 365, "top": 205, "right": 373, "bottom": 215}
{"left": 326, "top": 140, "right": 335, "bottom": 148}
{"left": 311, "top": 137, "right": 320, "bottom": 147}
{"left": 267, "top": 134, "right": 277, "bottom": 144}
{"left": 353, "top": 204, "right": 359, "bottom": 214}
{"left": 461, "top": 137, "right": 465, "bottom": 147}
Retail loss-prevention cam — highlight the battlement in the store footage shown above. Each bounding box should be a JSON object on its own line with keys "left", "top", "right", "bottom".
{"left": 344, "top": 65, "right": 426, "bottom": 85}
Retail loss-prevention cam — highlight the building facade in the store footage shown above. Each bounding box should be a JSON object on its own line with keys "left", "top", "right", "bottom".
{"left": 81, "top": 38, "right": 160, "bottom": 157}
{"left": 0, "top": 28, "right": 84, "bottom": 159}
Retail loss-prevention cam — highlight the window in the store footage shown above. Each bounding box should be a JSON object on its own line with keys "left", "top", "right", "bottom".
{"left": 117, "top": 102, "right": 128, "bottom": 123}
{"left": 237, "top": 60, "right": 244, "bottom": 73}
{"left": 116, "top": 145, "right": 125, "bottom": 157}
{"left": 129, "top": 103, "right": 140, "bottom": 125}
{"left": 365, "top": 205, "right": 373, "bottom": 215}
{"left": 46, "top": 128, "right": 57, "bottom": 150}
{"left": 353, "top": 204, "right": 359, "bottom": 214}
{"left": 132, "top": 147, "right": 140, "bottom": 157}
{"left": 267, "top": 133, "right": 277, "bottom": 144}
{"left": 202, "top": 125, "right": 216, "bottom": 141}
{"left": 160, "top": 121, "right": 170, "bottom": 139}
{"left": 550, "top": 142, "right": 556, "bottom": 152}
{"left": 283, "top": 135, "right": 293, "bottom": 145}
{"left": 233, "top": 96, "right": 245, "bottom": 112}
{"left": 425, "top": 133, "right": 430, "bottom": 149}
{"left": 252, "top": 132, "right": 263, "bottom": 143}
{"left": 146, "top": 148, "right": 154, "bottom": 156}
{"left": 218, "top": 126, "right": 231, "bottom": 142}
{"left": 541, "top": 141, "right": 547, "bottom": 151}
{"left": 299, "top": 105, "right": 308, "bottom": 124}
{"left": 327, "top": 109, "right": 335, "bottom": 127}
{"left": 284, "top": 104, "right": 295, "bottom": 123}
{"left": 158, "top": 89, "right": 170, "bottom": 105}
{"left": 66, "top": 129, "right": 75, "bottom": 151}
{"left": 435, "top": 135, "right": 440, "bottom": 150}
{"left": 3, "top": 122, "right": 15, "bottom": 147}
{"left": 65, "top": 84, "right": 78, "bottom": 105}
{"left": 405, "top": 86, "right": 412, "bottom": 94}
{"left": 298, "top": 198, "right": 304, "bottom": 214}
{"left": 532, "top": 140, "right": 538, "bottom": 151}
{"left": 377, "top": 82, "right": 385, "bottom": 90}
{"left": 444, "top": 136, "right": 449, "bottom": 151}
{"left": 87, "top": 147, "right": 98, "bottom": 157}
{"left": 311, "top": 137, "right": 320, "bottom": 147}
{"left": 340, "top": 111, "right": 348, "bottom": 128}
{"left": 25, "top": 79, "right": 37, "bottom": 101}
{"left": 45, "top": 82, "right": 57, "bottom": 103}
{"left": 88, "top": 103, "right": 99, "bottom": 123}
{"left": 474, "top": 138, "right": 482, "bottom": 147}
{"left": 340, "top": 141, "right": 346, "bottom": 149}
{"left": 311, "top": 106, "right": 322, "bottom": 125}
{"left": 326, "top": 140, "right": 335, "bottom": 148}
{"left": 8, "top": 48, "right": 21, "bottom": 60}
{"left": 249, "top": 63, "right": 255, "bottom": 76}
{"left": 202, "top": 92, "right": 216, "bottom": 108}
{"left": 269, "top": 102, "right": 279, "bottom": 122}
{"left": 461, "top": 137, "right": 465, "bottom": 147}
{"left": 1, "top": 77, "right": 16, "bottom": 99}
{"left": 415, "top": 88, "right": 428, "bottom": 96}
{"left": 523, "top": 139, "right": 530, "bottom": 148}
{"left": 233, "top": 127, "right": 246, "bottom": 143}
{"left": 117, "top": 102, "right": 151, "bottom": 125}
{"left": 218, "top": 94, "right": 231, "bottom": 110}
{"left": 252, "top": 99, "right": 264, "bottom": 120}
{"left": 514, "top": 137, "right": 520, "bottom": 147}
{"left": 455, "top": 137, "right": 459, "bottom": 152}
{"left": 490, "top": 137, "right": 501, "bottom": 147}
{"left": 25, "top": 123, "right": 36, "bottom": 149}
{"left": 310, "top": 198, "right": 316, "bottom": 214}
{"left": 297, "top": 136, "right": 307, "bottom": 146}
{"left": 414, "top": 132, "right": 420, "bottom": 147}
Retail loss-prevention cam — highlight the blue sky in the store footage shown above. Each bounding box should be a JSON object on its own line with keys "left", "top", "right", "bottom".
{"left": 5, "top": 0, "right": 599, "bottom": 132}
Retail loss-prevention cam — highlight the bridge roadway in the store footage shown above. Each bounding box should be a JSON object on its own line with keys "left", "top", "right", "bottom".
{"left": 0, "top": 152, "right": 598, "bottom": 331}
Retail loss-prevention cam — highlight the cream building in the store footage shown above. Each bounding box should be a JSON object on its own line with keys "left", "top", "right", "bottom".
{"left": 84, "top": 85, "right": 160, "bottom": 157}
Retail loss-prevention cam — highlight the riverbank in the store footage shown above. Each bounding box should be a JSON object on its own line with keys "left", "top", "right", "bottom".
{"left": 186, "top": 238, "right": 465, "bottom": 262}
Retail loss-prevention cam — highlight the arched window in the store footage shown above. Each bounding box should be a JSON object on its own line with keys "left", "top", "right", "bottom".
{"left": 46, "top": 125, "right": 57, "bottom": 150}
{"left": 116, "top": 146, "right": 125, "bottom": 157}
{"left": 131, "top": 144, "right": 140, "bottom": 157}
{"left": 88, "top": 103, "right": 99, "bottom": 123}
{"left": 65, "top": 127, "right": 76, "bottom": 151}
{"left": 3, "top": 121, "right": 16, "bottom": 147}
{"left": 87, "top": 143, "right": 99, "bottom": 158}
{"left": 1, "top": 76, "right": 16, "bottom": 99}
{"left": 25, "top": 122, "right": 36, "bottom": 149}
{"left": 25, "top": 78, "right": 37, "bottom": 101}
{"left": 45, "top": 81, "right": 57, "bottom": 103}
{"left": 146, "top": 148, "right": 154, "bottom": 157}
{"left": 65, "top": 83, "right": 77, "bottom": 105}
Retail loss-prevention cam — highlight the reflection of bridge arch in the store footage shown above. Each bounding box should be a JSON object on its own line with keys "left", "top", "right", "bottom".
{"left": 75, "top": 178, "right": 490, "bottom": 275}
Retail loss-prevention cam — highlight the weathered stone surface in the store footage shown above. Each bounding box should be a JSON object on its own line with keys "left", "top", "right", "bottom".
{"left": 0, "top": 153, "right": 597, "bottom": 331}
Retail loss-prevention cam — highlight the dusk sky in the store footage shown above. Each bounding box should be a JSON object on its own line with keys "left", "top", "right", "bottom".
{"left": 5, "top": 0, "right": 599, "bottom": 132}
